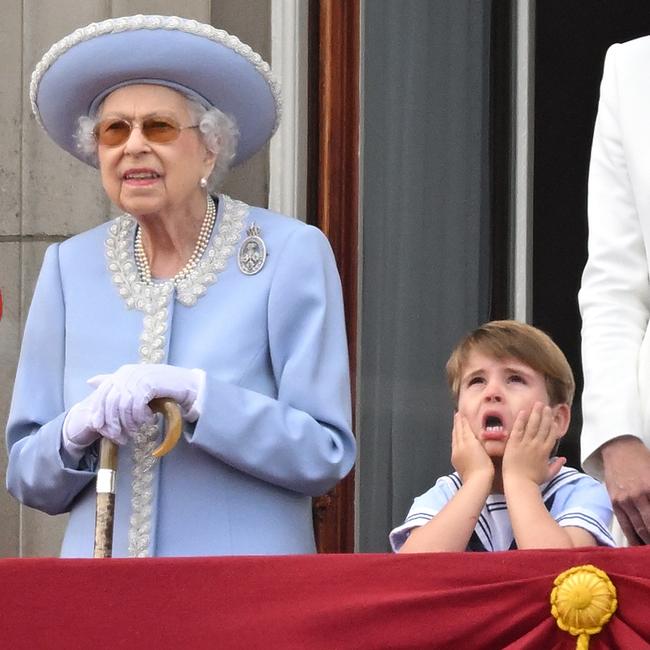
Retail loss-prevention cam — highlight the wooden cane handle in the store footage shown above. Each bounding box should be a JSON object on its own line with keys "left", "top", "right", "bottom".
{"left": 149, "top": 398, "right": 183, "bottom": 458}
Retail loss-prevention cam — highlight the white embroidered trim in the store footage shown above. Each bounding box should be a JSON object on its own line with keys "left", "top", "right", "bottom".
{"left": 30, "top": 14, "right": 282, "bottom": 132}
{"left": 105, "top": 194, "right": 248, "bottom": 556}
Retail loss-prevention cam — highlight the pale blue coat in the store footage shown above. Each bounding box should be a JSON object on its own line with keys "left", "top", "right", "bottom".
{"left": 6, "top": 196, "right": 355, "bottom": 557}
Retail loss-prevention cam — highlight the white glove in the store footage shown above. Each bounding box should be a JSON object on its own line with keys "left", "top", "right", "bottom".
{"left": 61, "top": 384, "right": 116, "bottom": 459}
{"left": 87, "top": 364, "right": 206, "bottom": 442}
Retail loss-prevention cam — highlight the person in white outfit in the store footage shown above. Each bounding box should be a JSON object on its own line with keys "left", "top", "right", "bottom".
{"left": 579, "top": 35, "right": 650, "bottom": 546}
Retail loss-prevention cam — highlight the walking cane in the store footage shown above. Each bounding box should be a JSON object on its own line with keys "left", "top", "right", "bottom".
{"left": 93, "top": 397, "right": 182, "bottom": 558}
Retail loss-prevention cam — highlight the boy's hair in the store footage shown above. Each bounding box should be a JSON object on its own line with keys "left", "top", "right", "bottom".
{"left": 446, "top": 320, "right": 575, "bottom": 407}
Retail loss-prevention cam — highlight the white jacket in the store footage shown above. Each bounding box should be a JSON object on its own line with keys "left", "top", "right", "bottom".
{"left": 580, "top": 36, "right": 650, "bottom": 479}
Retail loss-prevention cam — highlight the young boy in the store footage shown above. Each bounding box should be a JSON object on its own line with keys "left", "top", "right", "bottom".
{"left": 390, "top": 320, "right": 615, "bottom": 552}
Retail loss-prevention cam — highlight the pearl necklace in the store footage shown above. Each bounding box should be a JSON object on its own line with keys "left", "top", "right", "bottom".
{"left": 133, "top": 195, "right": 217, "bottom": 286}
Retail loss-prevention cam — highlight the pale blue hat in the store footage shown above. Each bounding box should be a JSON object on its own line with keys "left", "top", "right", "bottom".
{"left": 30, "top": 14, "right": 282, "bottom": 166}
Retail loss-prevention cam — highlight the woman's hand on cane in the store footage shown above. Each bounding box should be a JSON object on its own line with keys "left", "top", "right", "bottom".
{"left": 87, "top": 364, "right": 205, "bottom": 439}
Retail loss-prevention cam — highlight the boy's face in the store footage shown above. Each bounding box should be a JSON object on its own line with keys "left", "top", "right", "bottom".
{"left": 457, "top": 349, "right": 563, "bottom": 457}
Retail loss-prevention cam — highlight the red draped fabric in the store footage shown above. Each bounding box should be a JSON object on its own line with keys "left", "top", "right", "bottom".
{"left": 1, "top": 546, "right": 649, "bottom": 649}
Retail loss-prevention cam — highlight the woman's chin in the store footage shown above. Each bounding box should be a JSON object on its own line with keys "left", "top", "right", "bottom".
{"left": 117, "top": 192, "right": 165, "bottom": 217}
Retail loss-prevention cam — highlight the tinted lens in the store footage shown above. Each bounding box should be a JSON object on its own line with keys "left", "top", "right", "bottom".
{"left": 95, "top": 119, "right": 132, "bottom": 146}
{"left": 94, "top": 117, "right": 182, "bottom": 146}
{"left": 141, "top": 118, "right": 181, "bottom": 143}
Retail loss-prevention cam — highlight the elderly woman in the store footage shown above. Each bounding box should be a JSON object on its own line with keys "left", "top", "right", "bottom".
{"left": 6, "top": 15, "right": 355, "bottom": 557}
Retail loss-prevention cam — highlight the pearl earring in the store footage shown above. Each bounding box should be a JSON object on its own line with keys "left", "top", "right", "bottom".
{"left": 199, "top": 177, "right": 208, "bottom": 189}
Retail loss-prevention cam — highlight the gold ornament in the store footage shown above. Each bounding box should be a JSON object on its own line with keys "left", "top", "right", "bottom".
{"left": 550, "top": 564, "right": 617, "bottom": 650}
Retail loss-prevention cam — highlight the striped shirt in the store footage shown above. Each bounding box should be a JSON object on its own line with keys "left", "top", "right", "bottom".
{"left": 390, "top": 466, "right": 616, "bottom": 552}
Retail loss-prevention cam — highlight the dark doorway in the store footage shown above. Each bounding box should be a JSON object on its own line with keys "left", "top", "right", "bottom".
{"left": 533, "top": 1, "right": 650, "bottom": 468}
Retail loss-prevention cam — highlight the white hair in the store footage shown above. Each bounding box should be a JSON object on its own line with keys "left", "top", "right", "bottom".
{"left": 74, "top": 90, "right": 239, "bottom": 192}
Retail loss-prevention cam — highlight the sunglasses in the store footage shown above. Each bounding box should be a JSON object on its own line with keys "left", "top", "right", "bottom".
{"left": 93, "top": 116, "right": 199, "bottom": 146}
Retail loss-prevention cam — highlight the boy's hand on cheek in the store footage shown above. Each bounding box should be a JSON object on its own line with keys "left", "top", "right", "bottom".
{"left": 451, "top": 413, "right": 494, "bottom": 485}
{"left": 502, "top": 402, "right": 566, "bottom": 486}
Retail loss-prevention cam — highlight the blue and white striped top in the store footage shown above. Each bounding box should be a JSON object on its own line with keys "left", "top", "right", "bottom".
{"left": 390, "top": 466, "right": 616, "bottom": 552}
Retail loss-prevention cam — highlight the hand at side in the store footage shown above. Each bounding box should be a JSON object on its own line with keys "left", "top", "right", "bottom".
{"left": 601, "top": 436, "right": 650, "bottom": 545}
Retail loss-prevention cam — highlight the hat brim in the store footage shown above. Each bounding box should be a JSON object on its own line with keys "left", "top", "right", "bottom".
{"left": 31, "top": 16, "right": 281, "bottom": 167}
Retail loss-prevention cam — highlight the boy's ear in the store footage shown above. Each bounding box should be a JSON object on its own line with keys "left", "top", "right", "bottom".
{"left": 551, "top": 403, "right": 571, "bottom": 437}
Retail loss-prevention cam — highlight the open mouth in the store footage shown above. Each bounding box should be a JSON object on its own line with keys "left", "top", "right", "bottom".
{"left": 484, "top": 415, "right": 504, "bottom": 432}
{"left": 123, "top": 171, "right": 161, "bottom": 180}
